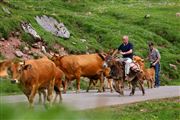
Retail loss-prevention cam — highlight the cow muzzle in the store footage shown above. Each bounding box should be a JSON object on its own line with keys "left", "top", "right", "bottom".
{"left": 11, "top": 79, "right": 19, "bottom": 84}
{"left": 103, "top": 62, "right": 108, "bottom": 68}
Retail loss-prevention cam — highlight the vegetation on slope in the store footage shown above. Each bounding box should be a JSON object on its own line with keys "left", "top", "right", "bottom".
{"left": 0, "top": 0, "right": 179, "bottom": 85}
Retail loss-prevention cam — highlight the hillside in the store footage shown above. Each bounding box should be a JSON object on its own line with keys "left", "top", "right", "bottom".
{"left": 0, "top": 0, "right": 179, "bottom": 85}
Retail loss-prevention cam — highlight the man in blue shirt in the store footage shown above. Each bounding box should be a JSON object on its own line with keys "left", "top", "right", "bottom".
{"left": 112, "top": 35, "right": 133, "bottom": 80}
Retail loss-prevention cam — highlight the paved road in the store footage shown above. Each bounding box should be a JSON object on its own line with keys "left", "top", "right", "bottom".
{"left": 1, "top": 86, "right": 180, "bottom": 110}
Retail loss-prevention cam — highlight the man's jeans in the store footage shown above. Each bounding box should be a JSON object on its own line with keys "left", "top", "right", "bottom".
{"left": 154, "top": 63, "right": 160, "bottom": 87}
{"left": 120, "top": 58, "right": 132, "bottom": 76}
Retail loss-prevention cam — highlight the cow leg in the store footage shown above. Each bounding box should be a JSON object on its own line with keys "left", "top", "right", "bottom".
{"left": 62, "top": 81, "right": 65, "bottom": 92}
{"left": 87, "top": 79, "right": 93, "bottom": 92}
{"left": 98, "top": 73, "right": 104, "bottom": 93}
{"left": 54, "top": 80, "right": 61, "bottom": 103}
{"left": 57, "top": 80, "right": 63, "bottom": 103}
{"left": 38, "top": 91, "right": 42, "bottom": 104}
{"left": 151, "top": 77, "right": 155, "bottom": 88}
{"left": 28, "top": 85, "right": 37, "bottom": 108}
{"left": 42, "top": 90, "right": 47, "bottom": 104}
{"left": 76, "top": 76, "right": 81, "bottom": 93}
{"left": 147, "top": 80, "right": 150, "bottom": 88}
{"left": 47, "top": 78, "right": 55, "bottom": 106}
{"left": 129, "top": 79, "right": 137, "bottom": 96}
{"left": 63, "top": 79, "right": 68, "bottom": 94}
{"left": 108, "top": 79, "right": 113, "bottom": 93}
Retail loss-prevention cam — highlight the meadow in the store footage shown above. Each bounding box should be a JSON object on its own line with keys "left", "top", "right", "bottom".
{"left": 0, "top": 0, "right": 179, "bottom": 94}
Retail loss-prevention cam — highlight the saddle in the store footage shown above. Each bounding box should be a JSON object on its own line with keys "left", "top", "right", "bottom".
{"left": 130, "top": 62, "right": 141, "bottom": 72}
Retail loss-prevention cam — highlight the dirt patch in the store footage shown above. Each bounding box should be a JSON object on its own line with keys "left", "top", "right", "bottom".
{"left": 0, "top": 36, "right": 68, "bottom": 60}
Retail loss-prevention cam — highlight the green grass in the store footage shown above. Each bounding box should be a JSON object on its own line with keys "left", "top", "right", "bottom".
{"left": 0, "top": 78, "right": 90, "bottom": 95}
{"left": 0, "top": 0, "right": 179, "bottom": 84}
{"left": 0, "top": 78, "right": 21, "bottom": 95}
{"left": 81, "top": 97, "right": 180, "bottom": 120}
{"left": 0, "top": 97, "right": 179, "bottom": 120}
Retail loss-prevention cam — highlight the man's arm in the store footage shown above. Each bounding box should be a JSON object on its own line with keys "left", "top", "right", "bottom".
{"left": 153, "top": 49, "right": 161, "bottom": 65}
{"left": 120, "top": 49, "right": 132, "bottom": 55}
{"left": 112, "top": 49, "right": 118, "bottom": 57}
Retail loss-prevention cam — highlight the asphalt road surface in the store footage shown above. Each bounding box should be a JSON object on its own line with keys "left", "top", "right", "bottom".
{"left": 1, "top": 86, "right": 179, "bottom": 110}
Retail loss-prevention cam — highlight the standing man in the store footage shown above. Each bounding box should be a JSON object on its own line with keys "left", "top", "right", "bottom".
{"left": 112, "top": 35, "right": 133, "bottom": 80}
{"left": 148, "top": 42, "right": 161, "bottom": 88}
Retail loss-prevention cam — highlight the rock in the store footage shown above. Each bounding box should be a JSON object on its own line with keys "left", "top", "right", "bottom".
{"left": 35, "top": 15, "right": 70, "bottom": 39}
{"left": 169, "top": 64, "right": 177, "bottom": 70}
{"left": 15, "top": 31, "right": 20, "bottom": 38}
{"left": 80, "top": 39, "right": 86, "bottom": 42}
{"left": 32, "top": 43, "right": 41, "bottom": 48}
{"left": 176, "top": 13, "right": 180, "bottom": 17}
{"left": 41, "top": 46, "right": 46, "bottom": 53}
{"left": 0, "top": 38, "right": 5, "bottom": 41}
{"left": 21, "top": 21, "right": 41, "bottom": 40}
{"left": 15, "top": 50, "right": 23, "bottom": 58}
{"left": 144, "top": 14, "right": 150, "bottom": 19}
{"left": 2, "top": 7, "right": 11, "bottom": 15}
{"left": 32, "top": 52, "right": 39, "bottom": 59}
{"left": 23, "top": 46, "right": 29, "bottom": 53}
{"left": 72, "top": 42, "right": 76, "bottom": 45}
{"left": 86, "top": 12, "right": 92, "bottom": 16}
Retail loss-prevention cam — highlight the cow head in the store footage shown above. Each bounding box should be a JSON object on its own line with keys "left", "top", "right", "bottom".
{"left": 133, "top": 56, "right": 145, "bottom": 69}
{"left": 0, "top": 60, "right": 12, "bottom": 78}
{"left": 51, "top": 54, "right": 64, "bottom": 67}
{"left": 10, "top": 61, "right": 32, "bottom": 84}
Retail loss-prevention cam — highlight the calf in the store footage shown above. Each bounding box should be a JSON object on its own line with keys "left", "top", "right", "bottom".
{"left": 133, "top": 56, "right": 155, "bottom": 88}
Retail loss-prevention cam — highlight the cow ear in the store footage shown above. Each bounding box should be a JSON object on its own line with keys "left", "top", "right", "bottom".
{"left": 23, "top": 64, "right": 32, "bottom": 70}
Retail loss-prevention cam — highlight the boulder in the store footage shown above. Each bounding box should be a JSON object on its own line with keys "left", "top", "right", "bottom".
{"left": 35, "top": 15, "right": 70, "bottom": 39}
{"left": 0, "top": 38, "right": 5, "bottom": 41}
{"left": 15, "top": 50, "right": 23, "bottom": 58}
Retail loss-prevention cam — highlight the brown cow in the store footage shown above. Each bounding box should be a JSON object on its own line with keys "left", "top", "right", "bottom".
{"left": 38, "top": 67, "right": 65, "bottom": 104}
{"left": 133, "top": 56, "right": 155, "bottom": 88}
{"left": 0, "top": 60, "right": 11, "bottom": 78}
{"left": 86, "top": 67, "right": 113, "bottom": 92}
{"left": 51, "top": 53, "right": 105, "bottom": 93}
{"left": 53, "top": 67, "right": 64, "bottom": 103}
{"left": 10, "top": 58, "right": 56, "bottom": 107}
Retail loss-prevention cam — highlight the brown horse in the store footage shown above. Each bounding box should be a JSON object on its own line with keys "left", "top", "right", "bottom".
{"left": 104, "top": 56, "right": 145, "bottom": 96}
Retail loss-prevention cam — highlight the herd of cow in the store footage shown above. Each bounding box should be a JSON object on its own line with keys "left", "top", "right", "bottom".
{"left": 0, "top": 52, "right": 155, "bottom": 107}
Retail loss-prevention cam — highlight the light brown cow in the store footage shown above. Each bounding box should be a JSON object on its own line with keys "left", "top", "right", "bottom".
{"left": 86, "top": 67, "right": 113, "bottom": 92}
{"left": 133, "top": 56, "right": 155, "bottom": 88}
{"left": 51, "top": 53, "right": 106, "bottom": 93}
{"left": 10, "top": 58, "right": 56, "bottom": 107}
{"left": 38, "top": 67, "right": 65, "bottom": 104}
{"left": 0, "top": 60, "right": 11, "bottom": 78}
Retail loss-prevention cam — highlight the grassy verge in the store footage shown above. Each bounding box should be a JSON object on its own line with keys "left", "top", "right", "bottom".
{"left": 0, "top": 97, "right": 179, "bottom": 120}
{"left": 0, "top": 78, "right": 21, "bottom": 95}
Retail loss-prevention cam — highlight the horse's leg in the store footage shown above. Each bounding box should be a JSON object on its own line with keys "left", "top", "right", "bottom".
{"left": 118, "top": 80, "right": 124, "bottom": 95}
{"left": 138, "top": 80, "right": 145, "bottom": 95}
{"left": 130, "top": 79, "right": 137, "bottom": 96}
